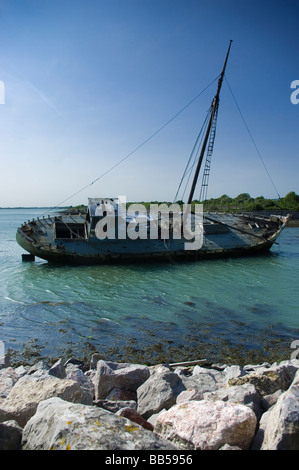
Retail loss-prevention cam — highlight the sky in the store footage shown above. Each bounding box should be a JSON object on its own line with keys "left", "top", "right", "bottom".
{"left": 0, "top": 0, "right": 298, "bottom": 207}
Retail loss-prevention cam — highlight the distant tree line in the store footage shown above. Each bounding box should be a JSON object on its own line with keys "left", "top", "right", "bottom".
{"left": 196, "top": 191, "right": 299, "bottom": 212}
{"left": 139, "top": 191, "right": 299, "bottom": 212}
{"left": 69, "top": 191, "right": 299, "bottom": 213}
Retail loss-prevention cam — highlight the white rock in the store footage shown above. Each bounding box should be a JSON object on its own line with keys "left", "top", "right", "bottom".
{"left": 0, "top": 376, "right": 90, "bottom": 427}
{"left": 22, "top": 397, "right": 176, "bottom": 450}
{"left": 137, "top": 369, "right": 184, "bottom": 419}
{"left": 93, "top": 360, "right": 150, "bottom": 400}
{"left": 176, "top": 389, "right": 204, "bottom": 404}
{"left": 0, "top": 368, "right": 19, "bottom": 403}
{"left": 155, "top": 399, "right": 257, "bottom": 450}
{"left": 259, "top": 369, "right": 299, "bottom": 450}
{"left": 204, "top": 383, "right": 261, "bottom": 418}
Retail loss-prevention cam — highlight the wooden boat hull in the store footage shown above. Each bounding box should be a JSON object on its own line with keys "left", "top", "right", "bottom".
{"left": 16, "top": 45, "right": 288, "bottom": 267}
{"left": 16, "top": 212, "right": 288, "bottom": 265}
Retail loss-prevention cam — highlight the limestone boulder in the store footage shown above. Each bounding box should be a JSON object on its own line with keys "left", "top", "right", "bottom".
{"left": 0, "top": 375, "right": 91, "bottom": 427}
{"left": 22, "top": 397, "right": 176, "bottom": 450}
{"left": 0, "top": 368, "right": 19, "bottom": 404}
{"left": 253, "top": 369, "right": 299, "bottom": 450}
{"left": 65, "top": 365, "right": 94, "bottom": 405}
{"left": 93, "top": 399, "right": 137, "bottom": 413}
{"left": 204, "top": 383, "right": 262, "bottom": 418}
{"left": 176, "top": 389, "right": 204, "bottom": 404}
{"left": 228, "top": 360, "right": 299, "bottom": 396}
{"left": 0, "top": 420, "right": 22, "bottom": 450}
{"left": 155, "top": 399, "right": 257, "bottom": 450}
{"left": 137, "top": 366, "right": 185, "bottom": 419}
{"left": 93, "top": 360, "right": 150, "bottom": 400}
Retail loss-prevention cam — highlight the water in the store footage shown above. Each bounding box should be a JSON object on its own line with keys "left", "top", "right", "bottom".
{"left": 0, "top": 208, "right": 299, "bottom": 366}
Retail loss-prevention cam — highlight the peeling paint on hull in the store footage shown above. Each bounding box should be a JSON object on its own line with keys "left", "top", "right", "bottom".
{"left": 16, "top": 211, "right": 287, "bottom": 265}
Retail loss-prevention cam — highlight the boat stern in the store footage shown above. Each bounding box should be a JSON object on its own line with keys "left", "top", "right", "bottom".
{"left": 16, "top": 224, "right": 38, "bottom": 258}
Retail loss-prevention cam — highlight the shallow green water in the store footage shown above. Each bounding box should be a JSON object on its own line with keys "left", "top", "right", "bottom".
{"left": 0, "top": 208, "right": 298, "bottom": 365}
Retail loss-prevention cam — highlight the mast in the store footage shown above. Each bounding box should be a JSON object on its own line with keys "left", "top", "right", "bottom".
{"left": 187, "top": 40, "right": 233, "bottom": 205}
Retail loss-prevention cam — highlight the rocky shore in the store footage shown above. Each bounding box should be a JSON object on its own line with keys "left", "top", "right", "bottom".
{"left": 0, "top": 355, "right": 299, "bottom": 450}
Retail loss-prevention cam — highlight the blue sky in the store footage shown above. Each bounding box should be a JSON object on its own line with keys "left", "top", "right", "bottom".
{"left": 0, "top": 0, "right": 298, "bottom": 207}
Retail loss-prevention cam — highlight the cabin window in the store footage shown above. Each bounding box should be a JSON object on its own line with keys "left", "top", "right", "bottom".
{"left": 55, "top": 222, "right": 86, "bottom": 239}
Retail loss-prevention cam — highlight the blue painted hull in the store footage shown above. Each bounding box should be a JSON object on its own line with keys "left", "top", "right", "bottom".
{"left": 16, "top": 210, "right": 287, "bottom": 265}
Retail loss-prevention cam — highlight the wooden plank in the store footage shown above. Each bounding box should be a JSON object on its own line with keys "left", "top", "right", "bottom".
{"left": 168, "top": 359, "right": 209, "bottom": 368}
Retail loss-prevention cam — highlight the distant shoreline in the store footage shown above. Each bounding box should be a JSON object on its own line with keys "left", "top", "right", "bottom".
{"left": 1, "top": 206, "right": 298, "bottom": 224}
{"left": 0, "top": 207, "right": 67, "bottom": 210}
{"left": 2, "top": 191, "right": 299, "bottom": 212}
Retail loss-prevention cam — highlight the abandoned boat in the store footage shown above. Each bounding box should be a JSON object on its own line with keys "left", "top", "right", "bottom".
{"left": 16, "top": 41, "right": 289, "bottom": 264}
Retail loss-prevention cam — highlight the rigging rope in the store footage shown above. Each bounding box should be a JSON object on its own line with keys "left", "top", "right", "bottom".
{"left": 224, "top": 76, "right": 281, "bottom": 200}
{"left": 46, "top": 75, "right": 220, "bottom": 215}
{"left": 173, "top": 110, "right": 210, "bottom": 202}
